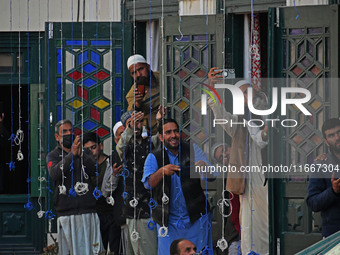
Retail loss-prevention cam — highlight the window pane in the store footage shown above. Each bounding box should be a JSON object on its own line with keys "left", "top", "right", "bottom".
{"left": 0, "top": 53, "right": 13, "bottom": 73}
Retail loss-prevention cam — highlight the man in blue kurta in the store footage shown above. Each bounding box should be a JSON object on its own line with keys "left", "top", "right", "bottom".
{"left": 142, "top": 118, "right": 213, "bottom": 255}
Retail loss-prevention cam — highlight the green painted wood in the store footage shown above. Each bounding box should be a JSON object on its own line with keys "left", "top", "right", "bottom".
{"left": 125, "top": 0, "right": 178, "bottom": 21}
{"left": 269, "top": 5, "right": 340, "bottom": 254}
{"left": 225, "top": 12, "right": 244, "bottom": 75}
{"left": 0, "top": 33, "right": 45, "bottom": 252}
{"left": 0, "top": 196, "right": 44, "bottom": 252}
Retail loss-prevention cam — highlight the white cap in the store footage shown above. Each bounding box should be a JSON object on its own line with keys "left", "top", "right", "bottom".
{"left": 113, "top": 121, "right": 123, "bottom": 137}
{"left": 127, "top": 54, "right": 147, "bottom": 69}
{"left": 141, "top": 126, "right": 148, "bottom": 138}
{"left": 235, "top": 80, "right": 250, "bottom": 88}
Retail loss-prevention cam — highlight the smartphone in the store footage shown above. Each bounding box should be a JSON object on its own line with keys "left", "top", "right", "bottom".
{"left": 137, "top": 84, "right": 145, "bottom": 96}
{"left": 136, "top": 76, "right": 148, "bottom": 96}
{"left": 215, "top": 69, "right": 235, "bottom": 78}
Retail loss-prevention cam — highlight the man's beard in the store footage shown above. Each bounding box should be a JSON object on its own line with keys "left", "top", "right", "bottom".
{"left": 329, "top": 140, "right": 340, "bottom": 154}
{"left": 164, "top": 138, "right": 179, "bottom": 151}
{"left": 134, "top": 128, "right": 142, "bottom": 139}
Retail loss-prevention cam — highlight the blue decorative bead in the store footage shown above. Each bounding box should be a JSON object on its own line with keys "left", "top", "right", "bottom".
{"left": 8, "top": 134, "right": 16, "bottom": 142}
{"left": 148, "top": 198, "right": 158, "bottom": 210}
{"left": 147, "top": 219, "right": 156, "bottom": 230}
{"left": 24, "top": 201, "right": 34, "bottom": 211}
{"left": 44, "top": 210, "right": 55, "bottom": 220}
{"left": 68, "top": 187, "right": 76, "bottom": 197}
{"left": 93, "top": 187, "right": 102, "bottom": 200}
{"left": 122, "top": 191, "right": 129, "bottom": 200}
{"left": 7, "top": 161, "right": 15, "bottom": 171}
{"left": 201, "top": 246, "right": 213, "bottom": 255}
{"left": 120, "top": 168, "right": 130, "bottom": 179}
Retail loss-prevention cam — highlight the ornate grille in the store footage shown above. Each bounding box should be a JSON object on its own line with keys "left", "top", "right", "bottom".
{"left": 165, "top": 34, "right": 217, "bottom": 149}
{"left": 282, "top": 27, "right": 331, "bottom": 168}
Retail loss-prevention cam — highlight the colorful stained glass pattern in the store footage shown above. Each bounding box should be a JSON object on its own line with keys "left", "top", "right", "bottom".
{"left": 68, "top": 71, "right": 83, "bottom": 80}
{"left": 57, "top": 78, "right": 62, "bottom": 102}
{"left": 83, "top": 78, "right": 97, "bottom": 88}
{"left": 93, "top": 99, "right": 109, "bottom": 109}
{"left": 83, "top": 120, "right": 97, "bottom": 131}
{"left": 66, "top": 40, "right": 88, "bottom": 46}
{"left": 83, "top": 63, "right": 97, "bottom": 73}
{"left": 68, "top": 99, "right": 83, "bottom": 109}
{"left": 57, "top": 49, "right": 62, "bottom": 74}
{"left": 115, "top": 49, "right": 121, "bottom": 74}
{"left": 78, "top": 51, "right": 88, "bottom": 65}
{"left": 91, "top": 51, "right": 100, "bottom": 65}
{"left": 73, "top": 127, "right": 82, "bottom": 136}
{"left": 91, "top": 40, "right": 111, "bottom": 46}
{"left": 95, "top": 127, "right": 110, "bottom": 137}
{"left": 93, "top": 71, "right": 109, "bottom": 80}
{"left": 91, "top": 108, "right": 100, "bottom": 121}
{"left": 77, "top": 86, "right": 88, "bottom": 101}
{"left": 57, "top": 38, "right": 123, "bottom": 153}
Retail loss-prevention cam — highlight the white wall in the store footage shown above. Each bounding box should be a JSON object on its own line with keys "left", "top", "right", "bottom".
{"left": 180, "top": 0, "right": 216, "bottom": 16}
{"left": 286, "top": 0, "right": 328, "bottom": 6}
{"left": 0, "top": 0, "right": 121, "bottom": 32}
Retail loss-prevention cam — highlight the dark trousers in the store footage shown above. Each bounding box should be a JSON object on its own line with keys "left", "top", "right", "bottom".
{"left": 98, "top": 212, "right": 121, "bottom": 254}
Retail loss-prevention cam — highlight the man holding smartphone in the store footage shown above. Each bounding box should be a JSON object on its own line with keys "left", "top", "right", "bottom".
{"left": 126, "top": 54, "right": 160, "bottom": 135}
{"left": 307, "top": 118, "right": 340, "bottom": 238}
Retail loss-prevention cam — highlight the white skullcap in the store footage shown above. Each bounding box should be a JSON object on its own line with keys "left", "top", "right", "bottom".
{"left": 127, "top": 54, "right": 147, "bottom": 69}
{"left": 113, "top": 121, "right": 123, "bottom": 137}
{"left": 235, "top": 80, "right": 250, "bottom": 88}
{"left": 141, "top": 126, "right": 148, "bottom": 138}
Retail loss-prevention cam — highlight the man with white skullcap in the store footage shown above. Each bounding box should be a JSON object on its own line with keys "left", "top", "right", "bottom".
{"left": 126, "top": 54, "right": 160, "bottom": 135}
{"left": 207, "top": 69, "right": 269, "bottom": 255}
{"left": 113, "top": 121, "right": 125, "bottom": 145}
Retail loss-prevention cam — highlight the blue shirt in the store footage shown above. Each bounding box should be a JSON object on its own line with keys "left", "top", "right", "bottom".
{"left": 142, "top": 143, "right": 209, "bottom": 222}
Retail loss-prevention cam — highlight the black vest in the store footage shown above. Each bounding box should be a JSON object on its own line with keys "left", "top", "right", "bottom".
{"left": 123, "top": 137, "right": 153, "bottom": 218}
{"left": 152, "top": 141, "right": 210, "bottom": 226}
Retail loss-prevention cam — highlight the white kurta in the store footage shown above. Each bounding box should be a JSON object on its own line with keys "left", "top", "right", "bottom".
{"left": 210, "top": 99, "right": 269, "bottom": 255}
{"left": 57, "top": 213, "right": 103, "bottom": 255}
{"left": 240, "top": 124, "right": 268, "bottom": 255}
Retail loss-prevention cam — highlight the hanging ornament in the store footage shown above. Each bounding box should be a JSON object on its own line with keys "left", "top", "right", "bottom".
{"left": 24, "top": 201, "right": 34, "bottom": 211}
{"left": 161, "top": 194, "right": 169, "bottom": 205}
{"left": 93, "top": 187, "right": 102, "bottom": 200}
{"left": 148, "top": 198, "right": 158, "bottom": 210}
{"left": 17, "top": 149, "right": 24, "bottom": 161}
{"left": 129, "top": 197, "right": 138, "bottom": 208}
{"left": 158, "top": 225, "right": 168, "bottom": 238}
{"left": 106, "top": 196, "right": 115, "bottom": 206}
{"left": 81, "top": 165, "right": 89, "bottom": 179}
{"left": 44, "top": 210, "right": 55, "bottom": 220}
{"left": 216, "top": 238, "right": 228, "bottom": 252}
{"left": 74, "top": 182, "right": 89, "bottom": 196}
{"left": 58, "top": 185, "right": 66, "bottom": 195}
{"left": 37, "top": 210, "right": 45, "bottom": 219}
{"left": 130, "top": 230, "right": 140, "bottom": 242}
{"left": 147, "top": 219, "right": 156, "bottom": 230}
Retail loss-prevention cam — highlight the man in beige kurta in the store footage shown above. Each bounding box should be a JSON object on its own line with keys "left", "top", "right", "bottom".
{"left": 126, "top": 54, "right": 160, "bottom": 135}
